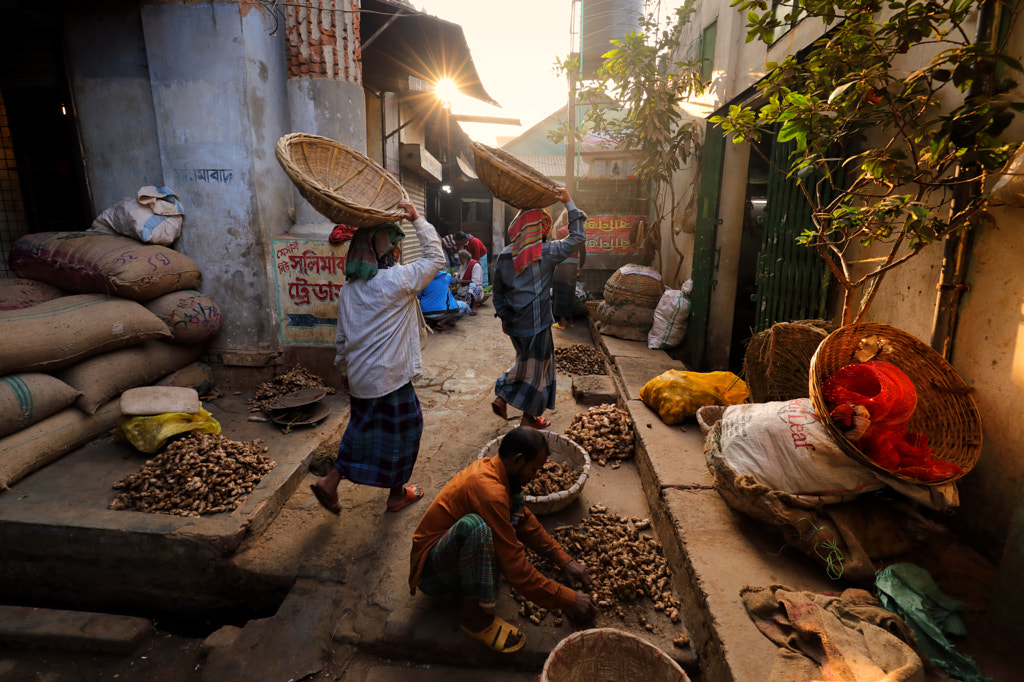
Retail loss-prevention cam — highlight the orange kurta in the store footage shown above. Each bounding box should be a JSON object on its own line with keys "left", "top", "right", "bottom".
{"left": 409, "top": 455, "right": 576, "bottom": 610}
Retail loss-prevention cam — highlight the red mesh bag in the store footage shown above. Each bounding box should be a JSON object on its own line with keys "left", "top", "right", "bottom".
{"left": 823, "top": 360, "right": 961, "bottom": 482}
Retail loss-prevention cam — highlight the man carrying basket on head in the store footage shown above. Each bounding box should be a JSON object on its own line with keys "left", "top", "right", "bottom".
{"left": 491, "top": 187, "right": 586, "bottom": 429}
{"left": 311, "top": 200, "right": 444, "bottom": 515}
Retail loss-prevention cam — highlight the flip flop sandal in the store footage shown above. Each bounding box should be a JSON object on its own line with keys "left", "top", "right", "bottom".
{"left": 461, "top": 616, "right": 525, "bottom": 654}
{"left": 386, "top": 484, "right": 424, "bottom": 513}
{"left": 491, "top": 398, "right": 509, "bottom": 420}
{"left": 527, "top": 415, "right": 551, "bottom": 429}
{"left": 310, "top": 483, "right": 341, "bottom": 515}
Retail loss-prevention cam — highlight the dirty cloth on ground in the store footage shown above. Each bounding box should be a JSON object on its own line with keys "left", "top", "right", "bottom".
{"left": 333, "top": 381, "right": 422, "bottom": 488}
{"left": 742, "top": 584, "right": 948, "bottom": 682}
{"left": 875, "top": 563, "right": 988, "bottom": 682}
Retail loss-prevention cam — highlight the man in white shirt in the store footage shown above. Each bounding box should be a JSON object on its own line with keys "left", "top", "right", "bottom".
{"left": 310, "top": 200, "right": 445, "bottom": 515}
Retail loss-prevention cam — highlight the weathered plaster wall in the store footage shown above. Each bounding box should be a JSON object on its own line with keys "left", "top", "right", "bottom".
{"left": 140, "top": 1, "right": 285, "bottom": 351}
{"left": 64, "top": 1, "right": 163, "bottom": 215}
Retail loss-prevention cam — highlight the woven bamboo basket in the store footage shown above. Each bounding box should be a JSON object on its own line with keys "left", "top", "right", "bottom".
{"left": 743, "top": 319, "right": 836, "bottom": 403}
{"left": 275, "top": 133, "right": 408, "bottom": 227}
{"left": 603, "top": 269, "right": 665, "bottom": 309}
{"left": 541, "top": 628, "right": 690, "bottom": 682}
{"left": 471, "top": 141, "right": 561, "bottom": 209}
{"left": 808, "top": 323, "right": 982, "bottom": 485}
{"left": 477, "top": 430, "right": 590, "bottom": 515}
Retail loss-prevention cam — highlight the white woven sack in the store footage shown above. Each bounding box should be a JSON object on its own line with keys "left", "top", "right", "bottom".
{"left": 719, "top": 398, "right": 883, "bottom": 502}
{"left": 647, "top": 280, "right": 692, "bottom": 350}
{"left": 991, "top": 142, "right": 1024, "bottom": 208}
{"left": 89, "top": 185, "right": 185, "bottom": 245}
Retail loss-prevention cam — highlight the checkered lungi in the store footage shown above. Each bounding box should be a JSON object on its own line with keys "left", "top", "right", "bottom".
{"left": 418, "top": 514, "right": 499, "bottom": 609}
{"left": 495, "top": 326, "right": 556, "bottom": 417}
{"left": 479, "top": 254, "right": 489, "bottom": 286}
{"left": 333, "top": 382, "right": 422, "bottom": 488}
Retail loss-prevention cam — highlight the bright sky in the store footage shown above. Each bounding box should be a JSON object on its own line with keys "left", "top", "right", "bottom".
{"left": 413, "top": 1, "right": 577, "bottom": 146}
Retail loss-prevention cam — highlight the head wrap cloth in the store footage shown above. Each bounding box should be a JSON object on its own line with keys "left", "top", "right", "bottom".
{"left": 344, "top": 222, "right": 405, "bottom": 280}
{"left": 508, "top": 209, "right": 552, "bottom": 275}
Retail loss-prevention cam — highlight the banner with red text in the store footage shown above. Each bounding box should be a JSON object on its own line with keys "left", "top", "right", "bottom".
{"left": 273, "top": 238, "right": 348, "bottom": 344}
{"left": 584, "top": 215, "right": 644, "bottom": 254}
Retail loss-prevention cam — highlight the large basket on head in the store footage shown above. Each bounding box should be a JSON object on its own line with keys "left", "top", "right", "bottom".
{"left": 275, "top": 133, "right": 408, "bottom": 227}
{"left": 541, "top": 628, "right": 690, "bottom": 682}
{"left": 471, "top": 141, "right": 561, "bottom": 209}
{"left": 808, "top": 323, "right": 982, "bottom": 485}
{"left": 744, "top": 319, "right": 836, "bottom": 403}
{"left": 477, "top": 430, "right": 590, "bottom": 515}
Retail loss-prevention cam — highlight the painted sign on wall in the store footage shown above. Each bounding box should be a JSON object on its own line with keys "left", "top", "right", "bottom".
{"left": 584, "top": 215, "right": 644, "bottom": 254}
{"left": 272, "top": 238, "right": 348, "bottom": 345}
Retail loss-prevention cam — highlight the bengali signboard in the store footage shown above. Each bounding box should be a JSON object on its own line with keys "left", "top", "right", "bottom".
{"left": 272, "top": 238, "right": 348, "bottom": 345}
{"left": 584, "top": 215, "right": 644, "bottom": 254}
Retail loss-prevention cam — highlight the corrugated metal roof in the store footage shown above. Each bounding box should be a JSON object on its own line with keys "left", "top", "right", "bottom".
{"left": 513, "top": 155, "right": 589, "bottom": 180}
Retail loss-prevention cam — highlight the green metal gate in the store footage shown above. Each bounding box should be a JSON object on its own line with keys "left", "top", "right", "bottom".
{"left": 751, "top": 135, "right": 831, "bottom": 331}
{"left": 685, "top": 122, "right": 725, "bottom": 369}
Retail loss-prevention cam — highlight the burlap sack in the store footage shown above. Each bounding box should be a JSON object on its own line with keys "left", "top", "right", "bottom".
{"left": 144, "top": 290, "right": 222, "bottom": 344}
{"left": 0, "top": 295, "right": 171, "bottom": 375}
{"left": 0, "top": 373, "right": 82, "bottom": 438}
{"left": 0, "top": 278, "right": 63, "bottom": 311}
{"left": 156, "top": 362, "right": 216, "bottom": 394}
{"left": 597, "top": 301, "right": 655, "bottom": 341}
{"left": 57, "top": 341, "right": 204, "bottom": 415}
{"left": 9, "top": 231, "right": 201, "bottom": 301}
{"left": 0, "top": 400, "right": 120, "bottom": 490}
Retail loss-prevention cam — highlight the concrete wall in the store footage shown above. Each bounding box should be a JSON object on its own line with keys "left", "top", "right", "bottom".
{"left": 64, "top": 0, "right": 163, "bottom": 215}
{"left": 140, "top": 1, "right": 286, "bottom": 353}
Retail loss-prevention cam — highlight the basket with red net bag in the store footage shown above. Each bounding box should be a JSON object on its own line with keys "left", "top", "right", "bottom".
{"left": 808, "top": 324, "right": 981, "bottom": 485}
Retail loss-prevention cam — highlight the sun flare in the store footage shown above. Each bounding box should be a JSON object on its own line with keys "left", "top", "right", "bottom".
{"left": 434, "top": 77, "right": 460, "bottom": 105}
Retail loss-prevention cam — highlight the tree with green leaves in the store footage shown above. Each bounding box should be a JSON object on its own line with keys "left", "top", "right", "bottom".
{"left": 550, "top": 2, "right": 705, "bottom": 283}
{"left": 714, "top": 0, "right": 1023, "bottom": 324}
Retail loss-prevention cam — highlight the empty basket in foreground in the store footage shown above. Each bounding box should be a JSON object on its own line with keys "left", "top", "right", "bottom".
{"left": 541, "top": 628, "right": 690, "bottom": 682}
{"left": 477, "top": 430, "right": 590, "bottom": 515}
{"left": 275, "top": 132, "right": 408, "bottom": 227}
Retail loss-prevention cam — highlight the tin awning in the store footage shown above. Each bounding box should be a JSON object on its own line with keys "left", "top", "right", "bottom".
{"left": 361, "top": 0, "right": 499, "bottom": 107}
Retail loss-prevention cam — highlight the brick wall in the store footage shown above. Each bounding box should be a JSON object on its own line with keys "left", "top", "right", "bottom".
{"left": 285, "top": 0, "right": 361, "bottom": 83}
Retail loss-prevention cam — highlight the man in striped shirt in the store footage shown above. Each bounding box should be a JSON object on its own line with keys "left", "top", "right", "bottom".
{"left": 310, "top": 200, "right": 445, "bottom": 515}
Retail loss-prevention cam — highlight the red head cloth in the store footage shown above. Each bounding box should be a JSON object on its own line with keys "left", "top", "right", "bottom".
{"left": 508, "top": 209, "right": 551, "bottom": 275}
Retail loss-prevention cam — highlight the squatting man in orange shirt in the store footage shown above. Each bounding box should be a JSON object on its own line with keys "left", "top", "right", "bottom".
{"left": 408, "top": 427, "right": 595, "bottom": 653}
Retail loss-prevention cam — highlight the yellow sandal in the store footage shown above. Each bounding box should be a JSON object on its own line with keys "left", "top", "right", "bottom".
{"left": 461, "top": 616, "right": 526, "bottom": 654}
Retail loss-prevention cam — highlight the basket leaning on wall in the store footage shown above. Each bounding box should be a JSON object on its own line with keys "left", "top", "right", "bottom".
{"left": 478, "top": 430, "right": 590, "bottom": 514}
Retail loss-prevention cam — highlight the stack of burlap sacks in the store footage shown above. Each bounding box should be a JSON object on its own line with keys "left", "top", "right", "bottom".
{"left": 595, "top": 265, "right": 666, "bottom": 342}
{"left": 0, "top": 231, "right": 222, "bottom": 489}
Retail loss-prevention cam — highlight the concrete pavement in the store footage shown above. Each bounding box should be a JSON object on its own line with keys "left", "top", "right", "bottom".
{"left": 1, "top": 303, "right": 1015, "bottom": 681}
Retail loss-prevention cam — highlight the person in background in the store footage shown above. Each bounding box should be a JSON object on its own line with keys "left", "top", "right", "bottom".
{"left": 409, "top": 426, "right": 594, "bottom": 653}
{"left": 550, "top": 212, "right": 587, "bottom": 329}
{"left": 454, "top": 248, "right": 484, "bottom": 315}
{"left": 310, "top": 200, "right": 443, "bottom": 516}
{"left": 491, "top": 187, "right": 586, "bottom": 429}
{"left": 419, "top": 267, "right": 469, "bottom": 331}
{"left": 440, "top": 231, "right": 460, "bottom": 268}
{"left": 454, "top": 231, "right": 488, "bottom": 286}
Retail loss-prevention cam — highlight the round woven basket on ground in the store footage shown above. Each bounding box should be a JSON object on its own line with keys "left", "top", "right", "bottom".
{"left": 471, "top": 141, "right": 561, "bottom": 209}
{"left": 744, "top": 319, "right": 836, "bottom": 403}
{"left": 603, "top": 269, "right": 665, "bottom": 309}
{"left": 541, "top": 628, "right": 690, "bottom": 682}
{"left": 808, "top": 323, "right": 982, "bottom": 485}
{"left": 477, "top": 430, "right": 590, "bottom": 515}
{"left": 275, "top": 133, "right": 408, "bottom": 227}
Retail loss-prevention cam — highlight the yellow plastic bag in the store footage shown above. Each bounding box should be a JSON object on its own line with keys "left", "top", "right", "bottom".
{"left": 640, "top": 370, "right": 749, "bottom": 425}
{"left": 115, "top": 409, "right": 221, "bottom": 454}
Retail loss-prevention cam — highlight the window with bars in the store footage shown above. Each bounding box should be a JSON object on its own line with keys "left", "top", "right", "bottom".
{"left": 0, "top": 90, "right": 30, "bottom": 278}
